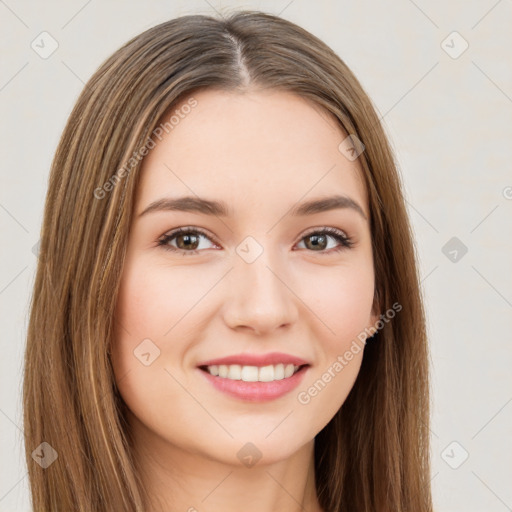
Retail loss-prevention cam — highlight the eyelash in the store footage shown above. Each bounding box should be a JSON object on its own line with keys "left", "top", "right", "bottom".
{"left": 157, "top": 226, "right": 354, "bottom": 256}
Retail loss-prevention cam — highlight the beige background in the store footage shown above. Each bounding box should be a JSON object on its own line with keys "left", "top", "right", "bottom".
{"left": 1, "top": 1, "right": 511, "bottom": 510}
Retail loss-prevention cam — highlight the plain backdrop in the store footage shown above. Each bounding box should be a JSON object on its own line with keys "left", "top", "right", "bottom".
{"left": 1, "top": 1, "right": 511, "bottom": 510}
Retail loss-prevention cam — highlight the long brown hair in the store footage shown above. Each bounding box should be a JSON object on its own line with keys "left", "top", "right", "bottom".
{"left": 23, "top": 10, "right": 432, "bottom": 511}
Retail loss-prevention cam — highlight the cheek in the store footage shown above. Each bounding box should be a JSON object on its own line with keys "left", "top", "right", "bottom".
{"left": 111, "top": 263, "right": 201, "bottom": 445}
{"left": 114, "top": 260, "right": 203, "bottom": 346}
{"left": 297, "top": 258, "right": 375, "bottom": 347}
{"left": 111, "top": 258, "right": 215, "bottom": 411}
{"left": 111, "top": 261, "right": 179, "bottom": 395}
{"left": 292, "top": 258, "right": 374, "bottom": 418}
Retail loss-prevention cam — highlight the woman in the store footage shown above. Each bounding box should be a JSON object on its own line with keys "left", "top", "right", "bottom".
{"left": 23, "top": 10, "right": 432, "bottom": 512}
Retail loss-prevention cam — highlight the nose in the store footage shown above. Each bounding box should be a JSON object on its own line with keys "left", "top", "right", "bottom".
{"left": 222, "top": 252, "right": 299, "bottom": 336}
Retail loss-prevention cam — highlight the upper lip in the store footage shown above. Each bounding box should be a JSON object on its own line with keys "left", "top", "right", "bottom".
{"left": 198, "top": 352, "right": 310, "bottom": 368}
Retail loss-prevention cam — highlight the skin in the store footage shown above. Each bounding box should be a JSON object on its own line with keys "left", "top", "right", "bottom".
{"left": 112, "top": 88, "right": 379, "bottom": 512}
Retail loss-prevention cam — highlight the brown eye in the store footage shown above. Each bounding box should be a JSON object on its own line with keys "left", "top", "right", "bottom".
{"left": 158, "top": 228, "right": 217, "bottom": 255}
{"left": 304, "top": 233, "right": 328, "bottom": 251}
{"left": 174, "top": 232, "right": 200, "bottom": 250}
{"left": 297, "top": 228, "right": 353, "bottom": 254}
{"left": 157, "top": 226, "right": 353, "bottom": 256}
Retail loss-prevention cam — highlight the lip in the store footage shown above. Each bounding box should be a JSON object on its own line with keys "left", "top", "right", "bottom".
{"left": 198, "top": 365, "right": 309, "bottom": 402}
{"left": 197, "top": 352, "right": 310, "bottom": 367}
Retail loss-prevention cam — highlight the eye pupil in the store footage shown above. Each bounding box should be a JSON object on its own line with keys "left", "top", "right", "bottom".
{"left": 305, "top": 234, "right": 327, "bottom": 251}
{"left": 177, "top": 234, "right": 199, "bottom": 250}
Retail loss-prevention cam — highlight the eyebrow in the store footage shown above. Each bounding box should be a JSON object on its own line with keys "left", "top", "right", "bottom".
{"left": 138, "top": 194, "right": 367, "bottom": 220}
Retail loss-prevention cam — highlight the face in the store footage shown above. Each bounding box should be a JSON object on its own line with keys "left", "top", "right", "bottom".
{"left": 112, "top": 88, "right": 378, "bottom": 467}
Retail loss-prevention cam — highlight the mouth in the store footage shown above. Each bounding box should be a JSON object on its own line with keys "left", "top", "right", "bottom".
{"left": 197, "top": 362, "right": 310, "bottom": 402}
{"left": 198, "top": 363, "right": 309, "bottom": 383}
{"left": 196, "top": 352, "right": 311, "bottom": 401}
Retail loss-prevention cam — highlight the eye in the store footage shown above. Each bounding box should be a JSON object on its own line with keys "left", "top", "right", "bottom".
{"left": 157, "top": 226, "right": 354, "bottom": 256}
{"left": 295, "top": 227, "right": 353, "bottom": 254}
{"left": 157, "top": 227, "right": 218, "bottom": 256}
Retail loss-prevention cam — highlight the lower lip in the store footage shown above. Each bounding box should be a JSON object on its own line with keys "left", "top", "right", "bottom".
{"left": 198, "top": 366, "right": 309, "bottom": 402}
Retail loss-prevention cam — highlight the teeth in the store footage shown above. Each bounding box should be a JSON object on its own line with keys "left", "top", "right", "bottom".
{"left": 241, "top": 365, "right": 259, "bottom": 382}
{"left": 228, "top": 365, "right": 242, "bottom": 380}
{"left": 206, "top": 363, "right": 300, "bottom": 382}
{"left": 284, "top": 364, "right": 295, "bottom": 378}
{"left": 259, "top": 365, "right": 274, "bottom": 382}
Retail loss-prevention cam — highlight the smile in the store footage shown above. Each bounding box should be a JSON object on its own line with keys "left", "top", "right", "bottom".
{"left": 198, "top": 364, "right": 310, "bottom": 402}
{"left": 201, "top": 363, "right": 303, "bottom": 382}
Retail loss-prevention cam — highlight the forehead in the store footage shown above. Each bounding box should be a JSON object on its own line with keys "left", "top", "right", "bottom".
{"left": 136, "top": 88, "right": 368, "bottom": 218}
